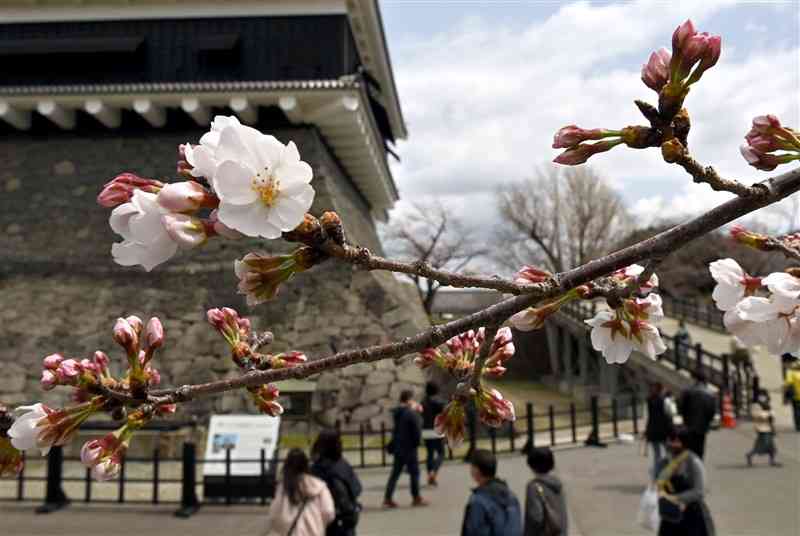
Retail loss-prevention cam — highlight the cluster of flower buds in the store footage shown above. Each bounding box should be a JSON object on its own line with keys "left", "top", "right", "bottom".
{"left": 740, "top": 115, "right": 800, "bottom": 171}
{"left": 248, "top": 384, "right": 283, "bottom": 417}
{"left": 113, "top": 316, "right": 164, "bottom": 395}
{"left": 551, "top": 125, "right": 654, "bottom": 166}
{"left": 710, "top": 258, "right": 800, "bottom": 355}
{"left": 101, "top": 115, "right": 316, "bottom": 272}
{"left": 207, "top": 307, "right": 254, "bottom": 368}
{"left": 432, "top": 385, "right": 516, "bottom": 446}
{"left": 234, "top": 247, "right": 325, "bottom": 306}
{"left": 80, "top": 408, "right": 150, "bottom": 481}
{"left": 415, "top": 327, "right": 515, "bottom": 380}
{"left": 40, "top": 351, "right": 111, "bottom": 400}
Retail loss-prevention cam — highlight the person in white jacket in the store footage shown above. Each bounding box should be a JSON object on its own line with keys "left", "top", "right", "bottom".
{"left": 269, "top": 448, "right": 335, "bottom": 536}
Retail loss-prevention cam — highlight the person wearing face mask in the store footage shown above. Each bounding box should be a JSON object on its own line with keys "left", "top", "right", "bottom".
{"left": 655, "top": 426, "right": 716, "bottom": 536}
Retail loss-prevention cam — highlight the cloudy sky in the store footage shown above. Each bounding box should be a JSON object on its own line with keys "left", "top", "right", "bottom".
{"left": 379, "top": 0, "right": 800, "bottom": 231}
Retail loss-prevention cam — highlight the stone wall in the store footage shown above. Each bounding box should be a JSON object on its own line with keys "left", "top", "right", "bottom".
{"left": 0, "top": 117, "right": 428, "bottom": 430}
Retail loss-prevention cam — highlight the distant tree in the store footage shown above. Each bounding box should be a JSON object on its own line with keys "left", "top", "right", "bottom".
{"left": 494, "top": 166, "right": 630, "bottom": 273}
{"left": 385, "top": 201, "right": 486, "bottom": 314}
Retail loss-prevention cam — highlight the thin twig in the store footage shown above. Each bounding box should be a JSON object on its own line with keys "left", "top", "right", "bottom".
{"left": 672, "top": 150, "right": 762, "bottom": 197}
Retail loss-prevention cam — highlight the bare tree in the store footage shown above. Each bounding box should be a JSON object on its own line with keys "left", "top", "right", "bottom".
{"left": 385, "top": 201, "right": 486, "bottom": 314}
{"left": 494, "top": 166, "right": 631, "bottom": 273}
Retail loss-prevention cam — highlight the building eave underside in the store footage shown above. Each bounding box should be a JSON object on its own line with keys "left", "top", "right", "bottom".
{"left": 0, "top": 80, "right": 397, "bottom": 220}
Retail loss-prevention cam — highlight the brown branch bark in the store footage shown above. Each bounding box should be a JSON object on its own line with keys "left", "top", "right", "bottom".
{"left": 671, "top": 149, "right": 763, "bottom": 197}
{"left": 137, "top": 165, "right": 800, "bottom": 408}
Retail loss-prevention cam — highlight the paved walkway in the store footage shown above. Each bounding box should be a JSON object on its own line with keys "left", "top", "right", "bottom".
{"left": 3, "top": 426, "right": 798, "bottom": 536}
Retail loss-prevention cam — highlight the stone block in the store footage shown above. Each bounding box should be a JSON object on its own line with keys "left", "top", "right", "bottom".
{"left": 0, "top": 364, "right": 26, "bottom": 393}
{"left": 350, "top": 404, "right": 381, "bottom": 422}
{"left": 395, "top": 364, "right": 424, "bottom": 384}
{"left": 359, "top": 382, "right": 390, "bottom": 404}
{"left": 346, "top": 362, "right": 375, "bottom": 376}
{"left": 364, "top": 370, "right": 395, "bottom": 385}
{"left": 389, "top": 382, "right": 418, "bottom": 401}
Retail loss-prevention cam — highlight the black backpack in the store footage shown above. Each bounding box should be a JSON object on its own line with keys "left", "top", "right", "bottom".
{"left": 322, "top": 470, "right": 360, "bottom": 532}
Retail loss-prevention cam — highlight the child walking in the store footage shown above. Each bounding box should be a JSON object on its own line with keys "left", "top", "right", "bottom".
{"left": 746, "top": 391, "right": 779, "bottom": 467}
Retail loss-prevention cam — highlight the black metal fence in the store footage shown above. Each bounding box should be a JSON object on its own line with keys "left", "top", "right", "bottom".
{"left": 661, "top": 296, "right": 725, "bottom": 333}
{"left": 0, "top": 395, "right": 645, "bottom": 514}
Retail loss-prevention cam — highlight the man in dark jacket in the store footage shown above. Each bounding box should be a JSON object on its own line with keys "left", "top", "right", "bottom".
{"left": 525, "top": 447, "right": 567, "bottom": 536}
{"left": 462, "top": 449, "right": 522, "bottom": 536}
{"left": 679, "top": 373, "right": 717, "bottom": 459}
{"left": 384, "top": 389, "right": 427, "bottom": 507}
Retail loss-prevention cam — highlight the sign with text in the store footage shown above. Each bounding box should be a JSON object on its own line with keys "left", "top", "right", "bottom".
{"left": 202, "top": 414, "right": 281, "bottom": 477}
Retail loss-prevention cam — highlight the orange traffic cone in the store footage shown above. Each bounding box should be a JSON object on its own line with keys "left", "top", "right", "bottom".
{"left": 721, "top": 392, "right": 737, "bottom": 429}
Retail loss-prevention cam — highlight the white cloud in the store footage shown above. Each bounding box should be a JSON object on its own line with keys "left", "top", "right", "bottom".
{"left": 387, "top": 0, "right": 799, "bottom": 236}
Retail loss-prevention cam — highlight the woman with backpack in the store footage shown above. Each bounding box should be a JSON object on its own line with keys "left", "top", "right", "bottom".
{"left": 524, "top": 447, "right": 567, "bottom": 536}
{"left": 268, "top": 448, "right": 335, "bottom": 536}
{"left": 311, "top": 429, "right": 363, "bottom": 536}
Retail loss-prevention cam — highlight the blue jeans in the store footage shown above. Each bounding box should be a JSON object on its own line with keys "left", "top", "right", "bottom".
{"left": 384, "top": 452, "right": 420, "bottom": 501}
{"left": 424, "top": 439, "right": 445, "bottom": 474}
{"left": 650, "top": 441, "right": 665, "bottom": 479}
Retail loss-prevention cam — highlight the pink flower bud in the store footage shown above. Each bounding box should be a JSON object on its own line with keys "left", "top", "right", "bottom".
{"left": 97, "top": 173, "right": 163, "bottom": 208}
{"left": 752, "top": 114, "right": 783, "bottom": 134}
{"left": 434, "top": 399, "right": 466, "bottom": 446}
{"left": 514, "top": 265, "right": 552, "bottom": 285}
{"left": 740, "top": 145, "right": 780, "bottom": 171}
{"left": 43, "top": 353, "right": 64, "bottom": 370}
{"left": 415, "top": 348, "right": 442, "bottom": 370}
{"left": 252, "top": 384, "right": 283, "bottom": 416}
{"left": 146, "top": 366, "right": 161, "bottom": 387}
{"left": 40, "top": 370, "right": 57, "bottom": 391}
{"left": 58, "top": 359, "right": 82, "bottom": 381}
{"left": 700, "top": 34, "right": 721, "bottom": 69}
{"left": 157, "top": 181, "right": 212, "bottom": 213}
{"left": 476, "top": 388, "right": 515, "bottom": 428}
{"left": 641, "top": 47, "right": 671, "bottom": 92}
{"left": 125, "top": 316, "right": 143, "bottom": 334}
{"left": 237, "top": 318, "right": 252, "bottom": 337}
{"left": 80, "top": 358, "right": 100, "bottom": 376}
{"left": 279, "top": 351, "right": 307, "bottom": 366}
{"left": 552, "top": 125, "right": 607, "bottom": 149}
{"left": 80, "top": 439, "right": 104, "bottom": 466}
{"left": 157, "top": 404, "right": 177, "bottom": 415}
{"left": 553, "top": 139, "right": 622, "bottom": 165}
{"left": 113, "top": 317, "right": 139, "bottom": 355}
{"left": 162, "top": 214, "right": 207, "bottom": 248}
{"left": 207, "top": 308, "right": 226, "bottom": 330}
{"left": 144, "top": 317, "right": 164, "bottom": 351}
{"left": 93, "top": 351, "right": 110, "bottom": 370}
{"left": 672, "top": 19, "right": 696, "bottom": 54}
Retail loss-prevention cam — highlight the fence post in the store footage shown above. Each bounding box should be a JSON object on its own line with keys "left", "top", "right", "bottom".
{"left": 17, "top": 451, "right": 25, "bottom": 501}
{"left": 36, "top": 446, "right": 69, "bottom": 514}
{"left": 722, "top": 354, "right": 731, "bottom": 390}
{"left": 489, "top": 428, "right": 497, "bottom": 454}
{"left": 118, "top": 456, "right": 126, "bottom": 504}
{"left": 224, "top": 447, "right": 232, "bottom": 506}
{"left": 509, "top": 420, "right": 516, "bottom": 453}
{"left": 380, "top": 422, "right": 387, "bottom": 467}
{"left": 570, "top": 403, "right": 577, "bottom": 443}
{"left": 526, "top": 402, "right": 534, "bottom": 449}
{"left": 632, "top": 393, "right": 639, "bottom": 435}
{"left": 612, "top": 398, "right": 619, "bottom": 438}
{"left": 84, "top": 467, "right": 91, "bottom": 503}
{"left": 548, "top": 405, "right": 556, "bottom": 446}
{"left": 174, "top": 442, "right": 200, "bottom": 518}
{"left": 260, "top": 448, "right": 267, "bottom": 506}
{"left": 590, "top": 396, "right": 599, "bottom": 443}
{"left": 359, "top": 423, "right": 366, "bottom": 468}
{"left": 152, "top": 448, "right": 160, "bottom": 505}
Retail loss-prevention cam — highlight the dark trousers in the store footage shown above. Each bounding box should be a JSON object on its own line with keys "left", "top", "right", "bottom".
{"left": 686, "top": 431, "right": 707, "bottom": 459}
{"left": 384, "top": 452, "right": 420, "bottom": 501}
{"left": 793, "top": 401, "right": 800, "bottom": 431}
{"left": 424, "top": 438, "right": 445, "bottom": 474}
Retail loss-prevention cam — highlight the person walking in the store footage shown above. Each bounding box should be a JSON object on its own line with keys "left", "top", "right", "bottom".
{"left": 421, "top": 382, "right": 446, "bottom": 487}
{"left": 524, "top": 447, "right": 567, "bottom": 536}
{"left": 383, "top": 389, "right": 428, "bottom": 508}
{"left": 311, "top": 429, "right": 363, "bottom": 536}
{"left": 679, "top": 373, "right": 717, "bottom": 459}
{"left": 783, "top": 360, "right": 800, "bottom": 431}
{"left": 268, "top": 448, "right": 335, "bottom": 536}
{"left": 645, "top": 382, "right": 673, "bottom": 479}
{"left": 462, "top": 449, "right": 522, "bottom": 536}
{"left": 675, "top": 321, "right": 692, "bottom": 363}
{"left": 747, "top": 391, "right": 779, "bottom": 467}
{"left": 656, "top": 426, "right": 716, "bottom": 536}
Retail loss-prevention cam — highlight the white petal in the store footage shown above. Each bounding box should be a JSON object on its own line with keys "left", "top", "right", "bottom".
{"left": 111, "top": 238, "right": 177, "bottom": 272}
{"left": 213, "top": 160, "right": 258, "bottom": 205}
{"left": 764, "top": 272, "right": 800, "bottom": 299}
{"left": 274, "top": 160, "right": 313, "bottom": 186}
{"left": 215, "top": 125, "right": 258, "bottom": 169}
{"left": 282, "top": 140, "right": 301, "bottom": 164}
{"left": 712, "top": 284, "right": 743, "bottom": 312}
{"left": 218, "top": 200, "right": 282, "bottom": 239}
{"left": 190, "top": 145, "right": 218, "bottom": 179}
{"left": 709, "top": 258, "right": 744, "bottom": 286}
{"left": 254, "top": 135, "right": 283, "bottom": 170}
{"left": 738, "top": 296, "right": 788, "bottom": 322}
{"left": 271, "top": 196, "right": 311, "bottom": 230}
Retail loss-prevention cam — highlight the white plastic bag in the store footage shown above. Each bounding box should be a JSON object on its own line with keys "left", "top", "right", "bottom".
{"left": 637, "top": 485, "right": 660, "bottom": 531}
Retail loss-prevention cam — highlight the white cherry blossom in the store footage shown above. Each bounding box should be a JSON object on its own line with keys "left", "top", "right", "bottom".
{"left": 737, "top": 296, "right": 800, "bottom": 354}
{"left": 586, "top": 311, "right": 636, "bottom": 364}
{"left": 630, "top": 320, "right": 668, "bottom": 359}
{"left": 184, "top": 115, "right": 246, "bottom": 179}
{"left": 8, "top": 404, "right": 50, "bottom": 455}
{"left": 211, "top": 123, "right": 315, "bottom": 239}
{"left": 616, "top": 263, "right": 659, "bottom": 294}
{"left": 709, "top": 258, "right": 761, "bottom": 311}
{"left": 723, "top": 307, "right": 767, "bottom": 348}
{"left": 110, "top": 190, "right": 177, "bottom": 271}
{"left": 762, "top": 272, "right": 800, "bottom": 304}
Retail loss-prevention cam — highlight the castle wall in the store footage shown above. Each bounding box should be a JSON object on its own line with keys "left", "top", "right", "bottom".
{"left": 0, "top": 119, "right": 427, "bottom": 430}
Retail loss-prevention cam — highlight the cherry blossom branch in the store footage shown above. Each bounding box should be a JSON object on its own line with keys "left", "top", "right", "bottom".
{"left": 664, "top": 140, "right": 762, "bottom": 196}
{"left": 137, "top": 164, "right": 800, "bottom": 408}
{"left": 319, "top": 241, "right": 540, "bottom": 295}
